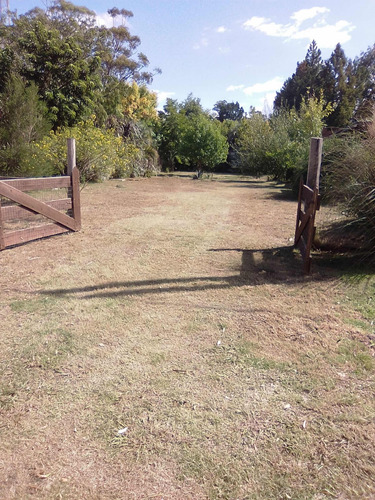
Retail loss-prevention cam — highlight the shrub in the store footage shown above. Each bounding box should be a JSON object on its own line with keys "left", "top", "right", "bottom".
{"left": 235, "top": 94, "right": 332, "bottom": 183}
{"left": 323, "top": 113, "right": 375, "bottom": 254}
{"left": 23, "top": 118, "right": 131, "bottom": 182}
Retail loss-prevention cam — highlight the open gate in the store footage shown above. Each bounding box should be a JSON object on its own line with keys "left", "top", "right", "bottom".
{"left": 0, "top": 139, "right": 81, "bottom": 250}
{"left": 294, "top": 137, "right": 323, "bottom": 274}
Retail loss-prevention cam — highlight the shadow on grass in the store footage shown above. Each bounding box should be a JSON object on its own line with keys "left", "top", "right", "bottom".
{"left": 38, "top": 246, "right": 338, "bottom": 300}
{"left": 265, "top": 188, "right": 296, "bottom": 201}
{"left": 37, "top": 243, "right": 373, "bottom": 300}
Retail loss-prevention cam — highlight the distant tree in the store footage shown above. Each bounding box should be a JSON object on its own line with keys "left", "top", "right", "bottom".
{"left": 0, "top": 48, "right": 13, "bottom": 93}
{"left": 157, "top": 98, "right": 185, "bottom": 171}
{"left": 274, "top": 40, "right": 323, "bottom": 111}
{"left": 179, "top": 114, "right": 228, "bottom": 176}
{"left": 322, "top": 44, "right": 358, "bottom": 127}
{"left": 180, "top": 93, "right": 205, "bottom": 117}
{"left": 353, "top": 44, "right": 375, "bottom": 120}
{"left": 157, "top": 96, "right": 228, "bottom": 174}
{"left": 213, "top": 100, "right": 244, "bottom": 122}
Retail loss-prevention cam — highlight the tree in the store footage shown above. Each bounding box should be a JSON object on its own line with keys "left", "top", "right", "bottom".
{"left": 17, "top": 20, "right": 100, "bottom": 128}
{"left": 0, "top": 75, "right": 50, "bottom": 175}
{"left": 0, "top": 1, "right": 159, "bottom": 128}
{"left": 237, "top": 94, "right": 332, "bottom": 182}
{"left": 353, "top": 44, "right": 375, "bottom": 120}
{"left": 179, "top": 114, "right": 228, "bottom": 176}
{"left": 157, "top": 99, "right": 186, "bottom": 171}
{"left": 157, "top": 96, "right": 229, "bottom": 174}
{"left": 274, "top": 40, "right": 323, "bottom": 111}
{"left": 213, "top": 100, "right": 244, "bottom": 122}
{"left": 322, "top": 43, "right": 357, "bottom": 127}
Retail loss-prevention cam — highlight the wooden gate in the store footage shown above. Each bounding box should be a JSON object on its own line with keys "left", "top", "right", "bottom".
{"left": 0, "top": 139, "right": 81, "bottom": 250}
{"left": 294, "top": 179, "right": 320, "bottom": 274}
{"left": 294, "top": 137, "right": 322, "bottom": 274}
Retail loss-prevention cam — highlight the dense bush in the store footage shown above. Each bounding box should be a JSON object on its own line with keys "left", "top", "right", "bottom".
{"left": 323, "top": 113, "right": 375, "bottom": 253}
{"left": 22, "top": 118, "right": 133, "bottom": 182}
{"left": 235, "top": 95, "right": 332, "bottom": 183}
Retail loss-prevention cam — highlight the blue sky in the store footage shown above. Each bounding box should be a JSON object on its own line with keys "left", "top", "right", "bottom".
{"left": 13, "top": 0, "right": 375, "bottom": 112}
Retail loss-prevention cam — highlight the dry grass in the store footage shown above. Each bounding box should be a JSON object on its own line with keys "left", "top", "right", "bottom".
{"left": 0, "top": 173, "right": 374, "bottom": 499}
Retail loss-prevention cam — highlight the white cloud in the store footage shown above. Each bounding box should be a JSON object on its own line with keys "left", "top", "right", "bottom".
{"left": 154, "top": 90, "right": 176, "bottom": 109}
{"left": 226, "top": 84, "right": 245, "bottom": 92}
{"left": 216, "top": 26, "right": 228, "bottom": 33}
{"left": 243, "top": 77, "right": 284, "bottom": 96}
{"left": 242, "top": 7, "right": 355, "bottom": 48}
{"left": 291, "top": 7, "right": 329, "bottom": 25}
{"left": 193, "top": 37, "right": 209, "bottom": 50}
{"left": 96, "top": 12, "right": 114, "bottom": 28}
{"left": 243, "top": 16, "right": 295, "bottom": 37}
{"left": 291, "top": 20, "right": 354, "bottom": 48}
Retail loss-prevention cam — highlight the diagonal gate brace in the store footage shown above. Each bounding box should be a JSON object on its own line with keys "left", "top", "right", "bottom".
{"left": 0, "top": 181, "right": 77, "bottom": 231}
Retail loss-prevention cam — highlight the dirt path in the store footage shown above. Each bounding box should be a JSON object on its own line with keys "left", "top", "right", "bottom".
{"left": 0, "top": 174, "right": 374, "bottom": 499}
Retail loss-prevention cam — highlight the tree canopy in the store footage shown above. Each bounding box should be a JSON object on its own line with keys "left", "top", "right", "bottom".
{"left": 0, "top": 1, "right": 160, "bottom": 129}
{"left": 213, "top": 100, "right": 244, "bottom": 122}
{"left": 275, "top": 40, "right": 375, "bottom": 127}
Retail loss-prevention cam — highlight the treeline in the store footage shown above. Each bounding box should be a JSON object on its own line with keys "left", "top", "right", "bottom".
{"left": 0, "top": 0, "right": 160, "bottom": 179}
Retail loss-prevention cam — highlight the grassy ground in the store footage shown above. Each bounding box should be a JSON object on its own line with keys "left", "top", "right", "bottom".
{"left": 0, "top": 173, "right": 374, "bottom": 499}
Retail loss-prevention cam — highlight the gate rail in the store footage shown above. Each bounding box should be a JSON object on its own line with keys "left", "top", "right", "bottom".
{"left": 0, "top": 139, "right": 80, "bottom": 250}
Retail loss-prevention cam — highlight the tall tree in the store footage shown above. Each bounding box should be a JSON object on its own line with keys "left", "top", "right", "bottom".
{"left": 0, "top": 75, "right": 50, "bottom": 174}
{"left": 274, "top": 40, "right": 323, "bottom": 111}
{"left": 322, "top": 43, "right": 357, "bottom": 127}
{"left": 213, "top": 100, "right": 244, "bottom": 122}
{"left": 0, "top": 1, "right": 160, "bottom": 128}
{"left": 353, "top": 44, "right": 375, "bottom": 120}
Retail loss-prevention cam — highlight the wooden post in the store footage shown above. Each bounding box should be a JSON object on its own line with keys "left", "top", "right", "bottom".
{"left": 67, "top": 138, "right": 76, "bottom": 176}
{"left": 306, "top": 137, "right": 323, "bottom": 190}
{"left": 0, "top": 196, "right": 5, "bottom": 250}
{"left": 67, "top": 138, "right": 81, "bottom": 231}
{"left": 71, "top": 167, "right": 81, "bottom": 231}
{"left": 294, "top": 177, "right": 303, "bottom": 246}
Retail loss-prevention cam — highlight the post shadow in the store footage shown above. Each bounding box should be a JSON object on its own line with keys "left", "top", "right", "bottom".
{"left": 37, "top": 245, "right": 317, "bottom": 301}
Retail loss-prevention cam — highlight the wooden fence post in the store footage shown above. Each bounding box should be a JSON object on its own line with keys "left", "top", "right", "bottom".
{"left": 71, "top": 167, "right": 81, "bottom": 230}
{"left": 67, "top": 138, "right": 81, "bottom": 230}
{"left": 294, "top": 137, "right": 323, "bottom": 274}
{"left": 67, "top": 138, "right": 76, "bottom": 176}
{"left": 306, "top": 137, "right": 323, "bottom": 190}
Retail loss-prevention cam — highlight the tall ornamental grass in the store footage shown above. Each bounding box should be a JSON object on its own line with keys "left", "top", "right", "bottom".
{"left": 323, "top": 111, "right": 375, "bottom": 255}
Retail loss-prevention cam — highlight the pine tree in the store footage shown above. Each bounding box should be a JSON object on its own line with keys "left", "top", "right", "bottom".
{"left": 274, "top": 40, "right": 323, "bottom": 111}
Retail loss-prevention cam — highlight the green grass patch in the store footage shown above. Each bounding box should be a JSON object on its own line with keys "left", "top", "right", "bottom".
{"left": 20, "top": 327, "right": 77, "bottom": 371}
{"left": 10, "top": 296, "right": 58, "bottom": 314}
{"left": 212, "top": 340, "right": 290, "bottom": 371}
{"left": 336, "top": 339, "right": 374, "bottom": 374}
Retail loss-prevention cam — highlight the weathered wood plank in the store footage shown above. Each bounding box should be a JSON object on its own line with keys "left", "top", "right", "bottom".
{"left": 2, "top": 198, "right": 71, "bottom": 221}
{"left": 71, "top": 167, "right": 81, "bottom": 230}
{"left": 302, "top": 184, "right": 314, "bottom": 203}
{"left": 4, "top": 224, "right": 70, "bottom": 247}
{"left": 1, "top": 176, "right": 71, "bottom": 191}
{"left": 67, "top": 139, "right": 76, "bottom": 176}
{"left": 295, "top": 210, "right": 314, "bottom": 244}
{"left": 295, "top": 177, "right": 303, "bottom": 246}
{"left": 307, "top": 138, "right": 323, "bottom": 190}
{"left": 0, "top": 182, "right": 77, "bottom": 230}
